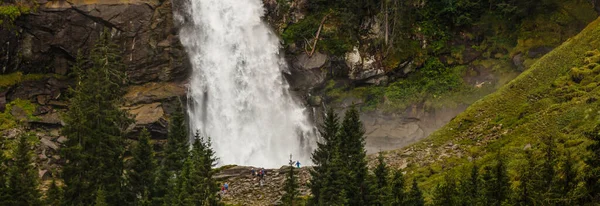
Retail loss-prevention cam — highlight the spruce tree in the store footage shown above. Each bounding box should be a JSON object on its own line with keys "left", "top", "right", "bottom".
{"left": 513, "top": 149, "right": 535, "bottom": 206}
{"left": 556, "top": 150, "right": 578, "bottom": 205}
{"left": 5, "top": 133, "right": 41, "bottom": 206}
{"left": 46, "top": 179, "right": 64, "bottom": 206}
{"left": 282, "top": 155, "right": 299, "bottom": 205}
{"left": 373, "top": 152, "right": 389, "bottom": 206}
{"left": 61, "top": 29, "right": 131, "bottom": 205}
{"left": 432, "top": 174, "right": 458, "bottom": 206}
{"left": 405, "top": 179, "right": 424, "bottom": 206}
{"left": 152, "top": 165, "right": 171, "bottom": 206}
{"left": 309, "top": 108, "right": 339, "bottom": 204}
{"left": 94, "top": 189, "right": 108, "bottom": 206}
{"left": 318, "top": 147, "right": 349, "bottom": 206}
{"left": 163, "top": 102, "right": 189, "bottom": 173}
{"left": 584, "top": 125, "right": 600, "bottom": 202}
{"left": 338, "top": 105, "right": 371, "bottom": 205}
{"left": 390, "top": 169, "right": 405, "bottom": 206}
{"left": 481, "top": 156, "right": 510, "bottom": 206}
{"left": 536, "top": 136, "right": 558, "bottom": 204}
{"left": 0, "top": 142, "right": 7, "bottom": 204}
{"left": 458, "top": 163, "right": 480, "bottom": 206}
{"left": 127, "top": 128, "right": 157, "bottom": 205}
{"left": 179, "top": 133, "right": 220, "bottom": 206}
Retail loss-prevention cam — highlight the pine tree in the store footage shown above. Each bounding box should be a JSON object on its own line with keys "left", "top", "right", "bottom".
{"left": 282, "top": 155, "right": 299, "bottom": 205}
{"left": 432, "top": 174, "right": 458, "bottom": 206}
{"left": 556, "top": 150, "right": 578, "bottom": 205}
{"left": 513, "top": 149, "right": 535, "bottom": 206}
{"left": 61, "top": 29, "right": 131, "bottom": 205}
{"left": 389, "top": 169, "right": 405, "bottom": 206}
{"left": 584, "top": 125, "right": 600, "bottom": 203}
{"left": 163, "top": 102, "right": 189, "bottom": 173}
{"left": 373, "top": 152, "right": 389, "bottom": 206}
{"left": 338, "top": 105, "right": 371, "bottom": 205}
{"left": 94, "top": 189, "right": 108, "bottom": 206}
{"left": 152, "top": 165, "right": 171, "bottom": 206}
{"left": 127, "top": 128, "right": 157, "bottom": 205}
{"left": 318, "top": 147, "right": 349, "bottom": 206}
{"left": 309, "top": 108, "right": 340, "bottom": 204}
{"left": 536, "top": 136, "right": 558, "bottom": 204}
{"left": 481, "top": 155, "right": 510, "bottom": 206}
{"left": 179, "top": 133, "right": 220, "bottom": 206}
{"left": 458, "top": 163, "right": 480, "bottom": 206}
{"left": 46, "top": 179, "right": 64, "bottom": 206}
{"left": 0, "top": 141, "right": 7, "bottom": 204}
{"left": 405, "top": 179, "right": 424, "bottom": 206}
{"left": 5, "top": 133, "right": 41, "bottom": 206}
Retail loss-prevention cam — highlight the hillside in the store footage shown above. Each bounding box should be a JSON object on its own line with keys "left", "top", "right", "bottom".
{"left": 379, "top": 16, "right": 600, "bottom": 201}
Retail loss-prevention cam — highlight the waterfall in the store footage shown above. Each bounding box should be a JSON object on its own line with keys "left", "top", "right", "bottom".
{"left": 179, "top": 0, "right": 317, "bottom": 167}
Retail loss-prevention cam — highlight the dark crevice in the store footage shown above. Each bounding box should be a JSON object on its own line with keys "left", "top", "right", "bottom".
{"left": 70, "top": 6, "right": 124, "bottom": 32}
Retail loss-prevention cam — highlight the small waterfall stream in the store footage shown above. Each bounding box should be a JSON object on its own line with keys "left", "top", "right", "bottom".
{"left": 179, "top": 0, "right": 316, "bottom": 167}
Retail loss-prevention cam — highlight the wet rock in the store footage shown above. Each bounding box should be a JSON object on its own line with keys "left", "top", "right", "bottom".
{"left": 307, "top": 95, "right": 322, "bottom": 107}
{"left": 30, "top": 112, "right": 63, "bottom": 126}
{"left": 513, "top": 53, "right": 525, "bottom": 71}
{"left": 57, "top": 136, "right": 67, "bottom": 144}
{"left": 40, "top": 138, "right": 59, "bottom": 151}
{"left": 0, "top": 90, "right": 7, "bottom": 112}
{"left": 124, "top": 102, "right": 168, "bottom": 136}
{"left": 39, "top": 169, "right": 50, "bottom": 180}
{"left": 345, "top": 47, "right": 384, "bottom": 81}
{"left": 36, "top": 95, "right": 50, "bottom": 105}
{"left": 528, "top": 46, "right": 553, "bottom": 58}
{"left": 123, "top": 82, "right": 186, "bottom": 106}
{"left": 10, "top": 106, "right": 28, "bottom": 121}
{"left": 11, "top": 0, "right": 189, "bottom": 83}
{"left": 293, "top": 52, "right": 328, "bottom": 70}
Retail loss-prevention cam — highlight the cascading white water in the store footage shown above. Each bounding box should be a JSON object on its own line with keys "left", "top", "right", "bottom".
{"left": 179, "top": 0, "right": 317, "bottom": 167}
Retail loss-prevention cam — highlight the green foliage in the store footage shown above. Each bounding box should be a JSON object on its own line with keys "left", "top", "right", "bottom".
{"left": 163, "top": 101, "right": 189, "bottom": 173}
{"left": 584, "top": 125, "right": 600, "bottom": 202}
{"left": 431, "top": 174, "right": 458, "bottom": 206}
{"left": 282, "top": 158, "right": 299, "bottom": 205}
{"left": 94, "top": 189, "right": 108, "bottom": 206}
{"left": 45, "top": 179, "right": 64, "bottom": 206}
{"left": 0, "top": 98, "right": 38, "bottom": 130}
{"left": 405, "top": 179, "right": 424, "bottom": 206}
{"left": 61, "top": 29, "right": 131, "bottom": 205}
{"left": 309, "top": 108, "right": 339, "bottom": 204}
{"left": 165, "top": 132, "right": 220, "bottom": 206}
{"left": 372, "top": 152, "right": 389, "bottom": 206}
{"left": 338, "top": 105, "right": 372, "bottom": 205}
{"left": 127, "top": 128, "right": 157, "bottom": 205}
{"left": 389, "top": 170, "right": 405, "bottom": 206}
{"left": 0, "top": 5, "right": 28, "bottom": 26}
{"left": 384, "top": 58, "right": 468, "bottom": 109}
{"left": 1, "top": 133, "right": 41, "bottom": 206}
{"left": 394, "top": 17, "right": 600, "bottom": 201}
{"left": 457, "top": 163, "right": 480, "bottom": 205}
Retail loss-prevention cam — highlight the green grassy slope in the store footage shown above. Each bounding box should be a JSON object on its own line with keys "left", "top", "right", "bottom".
{"left": 382, "top": 17, "right": 600, "bottom": 200}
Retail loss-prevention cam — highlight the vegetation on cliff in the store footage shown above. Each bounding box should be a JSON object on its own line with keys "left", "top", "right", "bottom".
{"left": 378, "top": 16, "right": 600, "bottom": 204}
{"left": 279, "top": 0, "right": 598, "bottom": 112}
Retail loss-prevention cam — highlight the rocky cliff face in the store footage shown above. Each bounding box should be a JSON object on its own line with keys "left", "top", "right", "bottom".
{"left": 5, "top": 0, "right": 188, "bottom": 83}
{"left": 0, "top": 0, "right": 189, "bottom": 177}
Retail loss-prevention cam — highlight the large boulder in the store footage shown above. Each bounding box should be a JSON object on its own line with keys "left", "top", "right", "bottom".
{"left": 12, "top": 0, "right": 188, "bottom": 84}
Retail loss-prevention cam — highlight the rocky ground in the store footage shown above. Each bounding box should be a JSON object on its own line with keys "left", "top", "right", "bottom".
{"left": 215, "top": 166, "right": 311, "bottom": 206}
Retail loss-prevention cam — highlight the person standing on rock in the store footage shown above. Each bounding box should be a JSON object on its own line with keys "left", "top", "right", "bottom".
{"left": 224, "top": 182, "right": 229, "bottom": 193}
{"left": 296, "top": 160, "right": 301, "bottom": 168}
